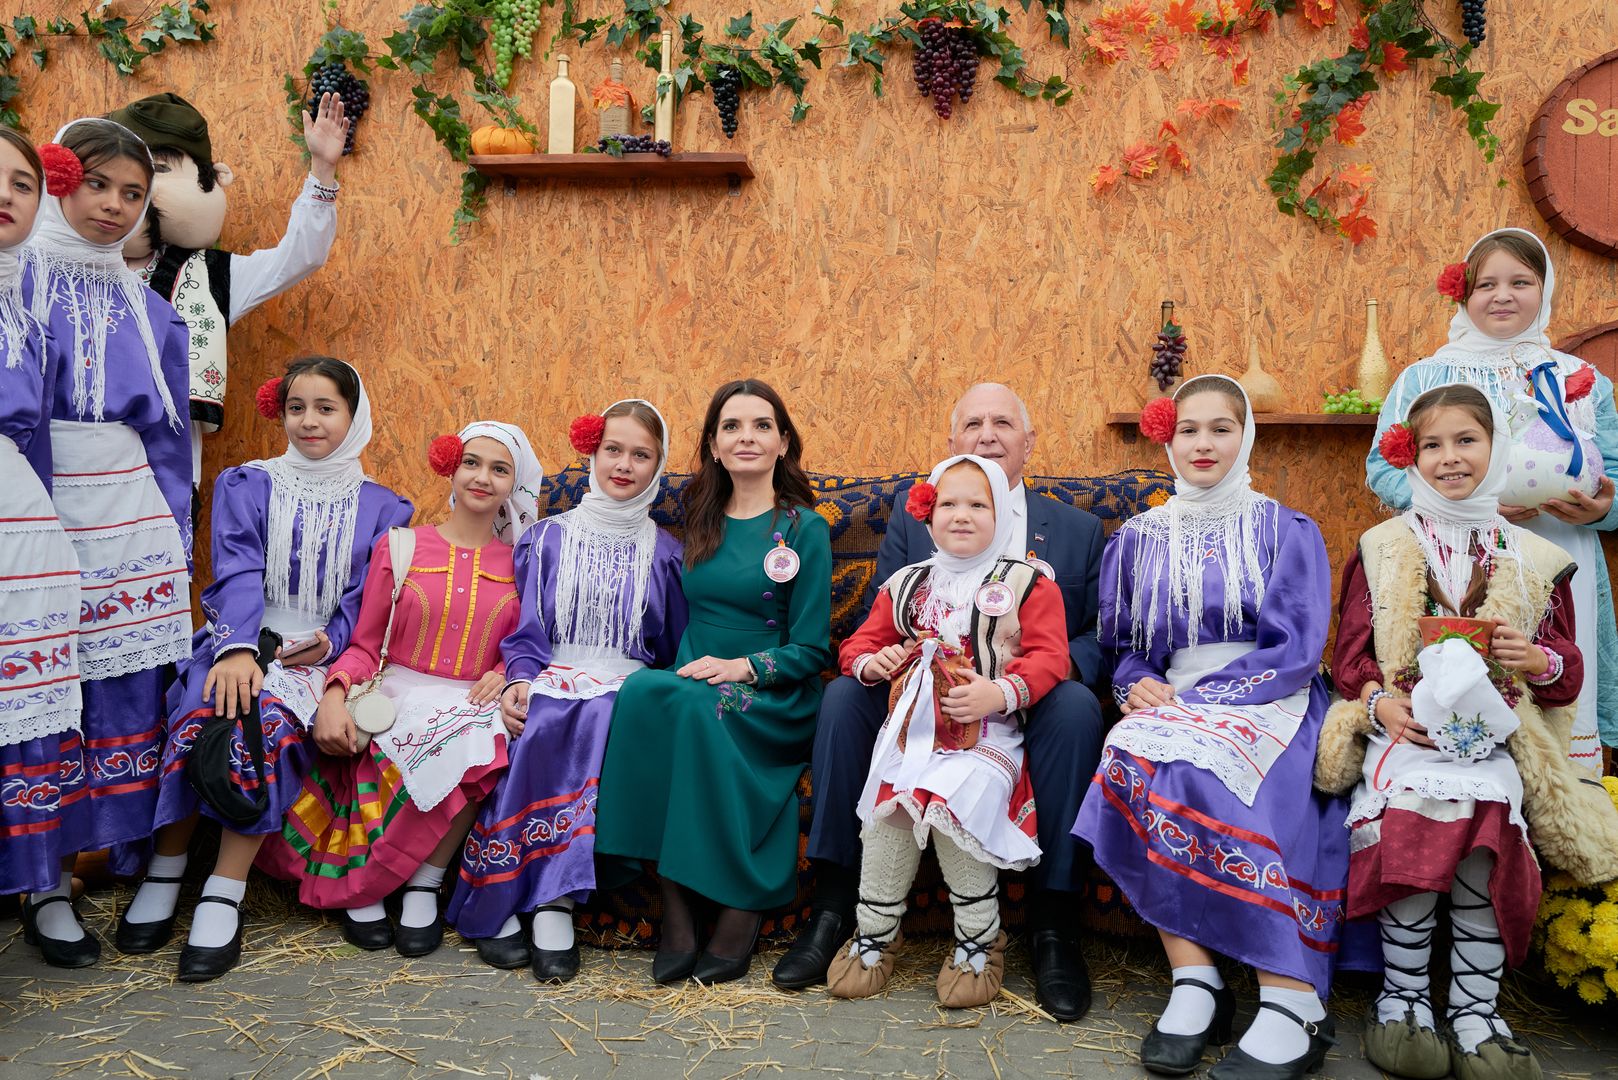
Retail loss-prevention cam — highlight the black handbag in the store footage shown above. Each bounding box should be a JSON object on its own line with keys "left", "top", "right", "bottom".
{"left": 186, "top": 627, "right": 283, "bottom": 828}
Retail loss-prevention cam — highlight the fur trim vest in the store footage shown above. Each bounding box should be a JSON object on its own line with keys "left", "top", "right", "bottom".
{"left": 1313, "top": 518, "right": 1618, "bottom": 884}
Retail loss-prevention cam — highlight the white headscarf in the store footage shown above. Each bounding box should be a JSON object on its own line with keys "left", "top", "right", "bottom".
{"left": 452, "top": 420, "right": 545, "bottom": 544}
{"left": 916, "top": 454, "right": 1014, "bottom": 645}
{"left": 1117, "top": 375, "right": 1274, "bottom": 653}
{"left": 551, "top": 400, "right": 669, "bottom": 656}
{"left": 1397, "top": 384, "right": 1521, "bottom": 613}
{"left": 0, "top": 150, "right": 45, "bottom": 372}
{"left": 245, "top": 362, "right": 374, "bottom": 622}
{"left": 21, "top": 118, "right": 179, "bottom": 428}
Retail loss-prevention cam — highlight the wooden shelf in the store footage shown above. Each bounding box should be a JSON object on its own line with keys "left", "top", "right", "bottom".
{"left": 470, "top": 152, "right": 754, "bottom": 184}
{"left": 1106, "top": 412, "right": 1378, "bottom": 427}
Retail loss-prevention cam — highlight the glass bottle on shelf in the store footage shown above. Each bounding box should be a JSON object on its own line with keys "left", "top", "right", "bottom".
{"left": 548, "top": 54, "right": 577, "bottom": 154}
{"left": 1356, "top": 298, "right": 1391, "bottom": 401}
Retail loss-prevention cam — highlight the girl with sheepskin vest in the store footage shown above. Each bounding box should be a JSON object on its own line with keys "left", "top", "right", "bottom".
{"left": 1318, "top": 383, "right": 1618, "bottom": 1080}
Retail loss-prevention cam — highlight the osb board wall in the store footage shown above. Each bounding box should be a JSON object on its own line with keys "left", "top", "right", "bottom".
{"left": 11, "top": 2, "right": 1618, "bottom": 584}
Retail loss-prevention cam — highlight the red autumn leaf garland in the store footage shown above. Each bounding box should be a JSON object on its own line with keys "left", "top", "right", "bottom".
{"left": 1163, "top": 142, "right": 1192, "bottom": 172}
{"left": 1232, "top": 55, "right": 1250, "bottom": 85}
{"left": 1146, "top": 32, "right": 1180, "bottom": 70}
{"left": 1092, "top": 98, "right": 1240, "bottom": 195}
{"left": 1300, "top": 0, "right": 1336, "bottom": 29}
{"left": 1122, "top": 141, "right": 1160, "bottom": 178}
{"left": 1163, "top": 0, "right": 1199, "bottom": 34}
{"left": 1333, "top": 95, "right": 1368, "bottom": 145}
{"left": 1090, "top": 164, "right": 1123, "bottom": 194}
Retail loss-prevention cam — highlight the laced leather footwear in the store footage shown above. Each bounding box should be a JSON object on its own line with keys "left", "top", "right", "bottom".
{"left": 827, "top": 896, "right": 906, "bottom": 1000}
{"left": 1364, "top": 1003, "right": 1447, "bottom": 1079}
{"left": 1207, "top": 1002, "right": 1336, "bottom": 1080}
{"left": 771, "top": 907, "right": 852, "bottom": 990}
{"left": 1140, "top": 977, "right": 1236, "bottom": 1076}
{"left": 935, "top": 929, "right": 1007, "bottom": 1009}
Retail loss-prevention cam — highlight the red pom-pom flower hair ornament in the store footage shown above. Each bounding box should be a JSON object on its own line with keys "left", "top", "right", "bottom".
{"left": 1379, "top": 423, "right": 1417, "bottom": 470}
{"left": 37, "top": 143, "right": 84, "bottom": 198}
{"left": 1436, "top": 261, "right": 1468, "bottom": 303}
{"left": 1564, "top": 365, "right": 1596, "bottom": 403}
{"left": 906, "top": 482, "right": 937, "bottom": 523}
{"left": 428, "top": 434, "right": 464, "bottom": 477}
{"left": 1139, "top": 396, "right": 1178, "bottom": 444}
{"left": 569, "top": 413, "right": 606, "bottom": 457}
{"left": 255, "top": 377, "right": 284, "bottom": 419}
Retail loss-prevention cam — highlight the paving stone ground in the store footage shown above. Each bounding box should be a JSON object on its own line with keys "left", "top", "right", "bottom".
{"left": 1, "top": 881, "right": 1613, "bottom": 1079}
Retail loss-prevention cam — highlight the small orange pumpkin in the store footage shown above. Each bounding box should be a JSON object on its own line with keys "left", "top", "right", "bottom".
{"left": 470, "top": 124, "right": 536, "bottom": 155}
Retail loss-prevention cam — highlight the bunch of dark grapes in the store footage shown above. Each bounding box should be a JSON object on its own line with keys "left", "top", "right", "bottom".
{"left": 912, "top": 18, "right": 980, "bottom": 120}
{"left": 712, "top": 67, "right": 742, "bottom": 139}
{"left": 308, "top": 61, "right": 370, "bottom": 155}
{"left": 1459, "top": 0, "right": 1486, "bottom": 47}
{"left": 595, "top": 134, "right": 672, "bottom": 157}
{"left": 1151, "top": 322, "right": 1187, "bottom": 390}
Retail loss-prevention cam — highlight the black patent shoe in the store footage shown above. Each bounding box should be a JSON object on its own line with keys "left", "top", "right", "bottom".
{"left": 771, "top": 908, "right": 851, "bottom": 990}
{"left": 22, "top": 894, "right": 101, "bottom": 968}
{"left": 339, "top": 909, "right": 395, "bottom": 951}
{"left": 176, "top": 896, "right": 244, "bottom": 982}
{"left": 693, "top": 913, "right": 761, "bottom": 985}
{"left": 532, "top": 943, "right": 581, "bottom": 982}
{"left": 393, "top": 885, "right": 445, "bottom": 957}
{"left": 115, "top": 873, "right": 184, "bottom": 954}
{"left": 1141, "top": 977, "right": 1237, "bottom": 1076}
{"left": 1030, "top": 928, "right": 1093, "bottom": 1022}
{"left": 1208, "top": 1003, "right": 1336, "bottom": 1080}
{"left": 476, "top": 928, "right": 531, "bottom": 970}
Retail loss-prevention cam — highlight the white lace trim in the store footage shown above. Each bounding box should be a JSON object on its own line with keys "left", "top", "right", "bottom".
{"left": 1104, "top": 727, "right": 1268, "bottom": 807}
{"left": 79, "top": 635, "right": 191, "bottom": 680}
{"left": 0, "top": 703, "right": 81, "bottom": 748}
{"left": 1348, "top": 779, "right": 1527, "bottom": 834}
{"left": 868, "top": 789, "right": 1038, "bottom": 872}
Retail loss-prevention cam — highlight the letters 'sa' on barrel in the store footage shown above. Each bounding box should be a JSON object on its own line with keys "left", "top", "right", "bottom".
{"left": 1525, "top": 48, "right": 1618, "bottom": 259}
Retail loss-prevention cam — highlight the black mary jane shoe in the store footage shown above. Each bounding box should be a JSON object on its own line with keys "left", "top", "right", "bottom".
{"left": 1140, "top": 977, "right": 1237, "bottom": 1076}
{"left": 115, "top": 873, "right": 185, "bottom": 954}
{"left": 339, "top": 909, "right": 395, "bottom": 951}
{"left": 22, "top": 894, "right": 101, "bottom": 968}
{"left": 393, "top": 885, "right": 445, "bottom": 958}
{"left": 529, "top": 904, "right": 581, "bottom": 982}
{"left": 176, "top": 896, "right": 245, "bottom": 982}
{"left": 1207, "top": 1002, "right": 1336, "bottom": 1080}
{"left": 692, "top": 914, "right": 761, "bottom": 986}
{"left": 476, "top": 928, "right": 532, "bottom": 970}
{"left": 1030, "top": 929, "right": 1094, "bottom": 1023}
{"left": 770, "top": 908, "right": 851, "bottom": 990}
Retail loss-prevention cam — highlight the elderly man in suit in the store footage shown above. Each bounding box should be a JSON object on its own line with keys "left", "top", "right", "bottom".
{"left": 773, "top": 383, "right": 1107, "bottom": 1021}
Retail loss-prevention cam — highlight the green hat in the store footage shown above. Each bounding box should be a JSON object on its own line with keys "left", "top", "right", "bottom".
{"left": 106, "top": 92, "right": 212, "bottom": 164}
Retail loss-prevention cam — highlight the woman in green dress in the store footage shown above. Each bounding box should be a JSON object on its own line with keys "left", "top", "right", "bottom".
{"left": 596, "top": 379, "right": 832, "bottom": 986}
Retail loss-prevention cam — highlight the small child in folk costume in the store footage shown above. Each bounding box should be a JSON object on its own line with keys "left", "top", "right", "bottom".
{"left": 119, "top": 359, "right": 412, "bottom": 981}
{"left": 1073, "top": 376, "right": 1348, "bottom": 1080}
{"left": 18, "top": 119, "right": 192, "bottom": 965}
{"left": 259, "top": 422, "right": 542, "bottom": 959}
{"left": 1369, "top": 229, "right": 1618, "bottom": 775}
{"left": 450, "top": 400, "right": 687, "bottom": 982}
{"left": 1319, "top": 384, "right": 1618, "bottom": 1080}
{"left": 826, "top": 454, "right": 1069, "bottom": 1008}
{"left": 0, "top": 132, "right": 85, "bottom": 947}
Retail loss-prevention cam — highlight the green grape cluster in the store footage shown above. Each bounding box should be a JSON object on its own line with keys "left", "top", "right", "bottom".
{"left": 491, "top": 0, "right": 542, "bottom": 87}
{"left": 1322, "top": 388, "right": 1383, "bottom": 415}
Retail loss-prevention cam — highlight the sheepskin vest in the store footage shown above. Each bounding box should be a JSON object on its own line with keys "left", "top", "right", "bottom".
{"left": 1313, "top": 518, "right": 1618, "bottom": 884}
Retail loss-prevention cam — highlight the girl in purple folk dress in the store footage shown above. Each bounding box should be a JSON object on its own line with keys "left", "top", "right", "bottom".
{"left": 449, "top": 400, "right": 686, "bottom": 982}
{"left": 116, "top": 358, "right": 411, "bottom": 981}
{"left": 17, "top": 118, "right": 191, "bottom": 967}
{"left": 0, "top": 131, "right": 87, "bottom": 958}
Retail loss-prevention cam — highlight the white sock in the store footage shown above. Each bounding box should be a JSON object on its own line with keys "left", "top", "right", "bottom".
{"left": 1237, "top": 986, "right": 1326, "bottom": 1065}
{"left": 188, "top": 875, "right": 247, "bottom": 949}
{"left": 532, "top": 898, "right": 576, "bottom": 951}
{"left": 933, "top": 833, "right": 1000, "bottom": 974}
{"left": 1158, "top": 965, "right": 1223, "bottom": 1036}
{"left": 400, "top": 864, "right": 445, "bottom": 928}
{"left": 496, "top": 914, "right": 522, "bottom": 939}
{"left": 126, "top": 853, "right": 188, "bottom": 925}
{"left": 29, "top": 871, "right": 85, "bottom": 942}
{"left": 1376, "top": 891, "right": 1438, "bottom": 1029}
{"left": 1448, "top": 852, "right": 1511, "bottom": 1054}
{"left": 347, "top": 901, "right": 387, "bottom": 923}
{"left": 851, "top": 822, "right": 922, "bottom": 967}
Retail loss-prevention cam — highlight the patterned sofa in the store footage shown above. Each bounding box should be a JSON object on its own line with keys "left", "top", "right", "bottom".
{"left": 534, "top": 465, "right": 1176, "bottom": 946}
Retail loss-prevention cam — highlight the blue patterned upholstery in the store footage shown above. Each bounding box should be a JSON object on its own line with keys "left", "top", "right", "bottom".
{"left": 547, "top": 466, "right": 1176, "bottom": 945}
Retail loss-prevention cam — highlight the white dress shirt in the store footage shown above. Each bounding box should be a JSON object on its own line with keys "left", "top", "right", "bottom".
{"left": 1001, "top": 482, "right": 1029, "bottom": 560}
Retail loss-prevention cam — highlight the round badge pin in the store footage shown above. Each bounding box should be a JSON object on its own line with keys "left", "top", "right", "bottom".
{"left": 975, "top": 581, "right": 1015, "bottom": 617}
{"left": 1028, "top": 555, "right": 1056, "bottom": 581}
{"left": 764, "top": 543, "right": 800, "bottom": 583}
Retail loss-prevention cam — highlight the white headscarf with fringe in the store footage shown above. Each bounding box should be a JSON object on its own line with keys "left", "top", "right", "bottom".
{"left": 1117, "top": 375, "right": 1275, "bottom": 653}
{"left": 915, "top": 454, "right": 1015, "bottom": 645}
{"left": 245, "top": 362, "right": 373, "bottom": 623}
{"left": 550, "top": 400, "right": 668, "bottom": 657}
{"left": 21, "top": 118, "right": 179, "bottom": 429}
{"left": 0, "top": 144, "right": 44, "bottom": 373}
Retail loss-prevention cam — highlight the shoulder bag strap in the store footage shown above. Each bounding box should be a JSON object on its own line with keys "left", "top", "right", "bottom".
{"left": 376, "top": 527, "right": 417, "bottom": 667}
